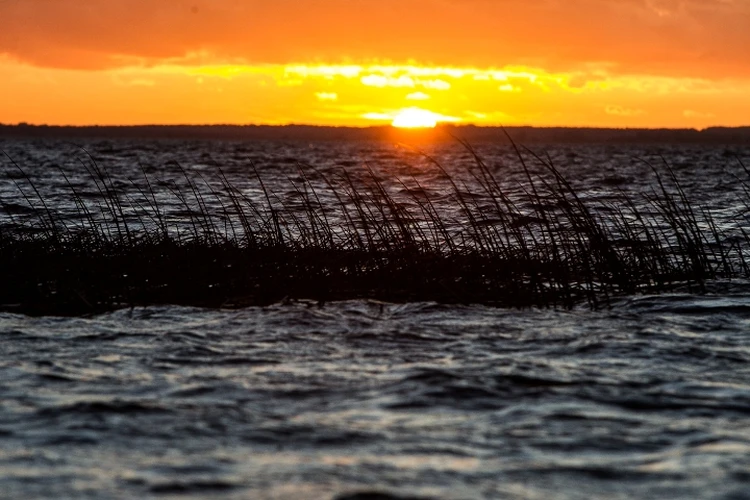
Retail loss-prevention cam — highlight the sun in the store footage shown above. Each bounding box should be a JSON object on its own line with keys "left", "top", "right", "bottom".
{"left": 391, "top": 108, "right": 439, "bottom": 128}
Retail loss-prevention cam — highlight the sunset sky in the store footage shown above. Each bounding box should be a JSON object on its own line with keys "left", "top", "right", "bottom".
{"left": 1, "top": 0, "right": 749, "bottom": 128}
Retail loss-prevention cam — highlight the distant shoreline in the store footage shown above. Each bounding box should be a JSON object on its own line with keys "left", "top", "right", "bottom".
{"left": 1, "top": 123, "right": 750, "bottom": 144}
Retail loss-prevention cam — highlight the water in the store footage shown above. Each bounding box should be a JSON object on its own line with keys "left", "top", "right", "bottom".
{"left": 1, "top": 138, "right": 750, "bottom": 499}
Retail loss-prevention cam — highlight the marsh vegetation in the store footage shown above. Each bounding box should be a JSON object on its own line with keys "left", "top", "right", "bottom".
{"left": 2, "top": 138, "right": 749, "bottom": 315}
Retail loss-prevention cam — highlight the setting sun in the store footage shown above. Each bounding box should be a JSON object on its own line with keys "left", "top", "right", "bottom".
{"left": 391, "top": 108, "right": 441, "bottom": 128}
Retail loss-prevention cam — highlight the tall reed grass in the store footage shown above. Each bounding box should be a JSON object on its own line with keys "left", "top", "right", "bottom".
{"left": 1, "top": 141, "right": 748, "bottom": 315}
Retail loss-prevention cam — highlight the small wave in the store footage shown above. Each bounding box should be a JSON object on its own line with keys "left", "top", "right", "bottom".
{"left": 621, "top": 291, "right": 750, "bottom": 316}
{"left": 334, "top": 492, "right": 434, "bottom": 500}
{"left": 38, "top": 400, "right": 172, "bottom": 416}
{"left": 149, "top": 480, "right": 237, "bottom": 494}
{"left": 244, "top": 425, "right": 377, "bottom": 447}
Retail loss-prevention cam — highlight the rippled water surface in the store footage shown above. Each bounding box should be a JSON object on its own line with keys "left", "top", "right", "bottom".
{"left": 1, "top": 138, "right": 750, "bottom": 499}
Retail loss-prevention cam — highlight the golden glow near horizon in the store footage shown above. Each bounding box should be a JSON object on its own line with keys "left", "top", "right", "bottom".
{"left": 2, "top": 57, "right": 749, "bottom": 129}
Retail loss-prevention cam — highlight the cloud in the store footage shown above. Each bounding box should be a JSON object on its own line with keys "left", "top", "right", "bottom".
{"left": 0, "top": 0, "right": 747, "bottom": 79}
{"left": 315, "top": 92, "right": 338, "bottom": 101}
{"left": 683, "top": 109, "right": 716, "bottom": 119}
{"left": 361, "top": 75, "right": 416, "bottom": 88}
{"left": 406, "top": 92, "right": 430, "bottom": 100}
{"left": 422, "top": 79, "right": 451, "bottom": 90}
{"left": 605, "top": 105, "right": 646, "bottom": 117}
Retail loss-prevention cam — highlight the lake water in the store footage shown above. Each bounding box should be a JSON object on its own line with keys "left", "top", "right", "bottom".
{"left": 1, "top": 138, "right": 750, "bottom": 499}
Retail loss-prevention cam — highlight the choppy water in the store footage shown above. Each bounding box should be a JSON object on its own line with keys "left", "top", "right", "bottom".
{"left": 2, "top": 138, "right": 748, "bottom": 242}
{"left": 2, "top": 138, "right": 750, "bottom": 499}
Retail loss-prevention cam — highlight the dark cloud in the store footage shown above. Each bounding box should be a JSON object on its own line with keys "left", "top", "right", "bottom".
{"left": 0, "top": 0, "right": 748, "bottom": 78}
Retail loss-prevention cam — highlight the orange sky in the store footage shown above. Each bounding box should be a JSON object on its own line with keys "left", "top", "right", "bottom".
{"left": 1, "top": 0, "right": 749, "bottom": 128}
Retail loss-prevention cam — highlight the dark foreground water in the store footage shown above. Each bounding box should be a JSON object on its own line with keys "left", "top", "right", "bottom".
{"left": 2, "top": 296, "right": 750, "bottom": 499}
{"left": 1, "top": 138, "right": 750, "bottom": 499}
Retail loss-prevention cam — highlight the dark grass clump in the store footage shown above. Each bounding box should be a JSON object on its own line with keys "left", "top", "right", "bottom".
{"left": 1, "top": 141, "right": 749, "bottom": 316}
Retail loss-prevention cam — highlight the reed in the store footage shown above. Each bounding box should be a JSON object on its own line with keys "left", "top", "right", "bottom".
{"left": 0, "top": 143, "right": 748, "bottom": 315}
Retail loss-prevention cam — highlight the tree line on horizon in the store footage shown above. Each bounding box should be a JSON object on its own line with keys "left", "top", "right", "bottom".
{"left": 1, "top": 123, "right": 749, "bottom": 143}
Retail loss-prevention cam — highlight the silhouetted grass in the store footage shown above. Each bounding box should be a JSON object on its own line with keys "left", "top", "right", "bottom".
{"left": 1, "top": 142, "right": 748, "bottom": 315}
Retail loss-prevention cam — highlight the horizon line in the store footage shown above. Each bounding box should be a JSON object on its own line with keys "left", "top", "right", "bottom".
{"left": 4, "top": 122, "right": 750, "bottom": 132}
